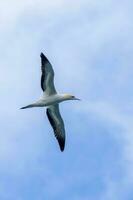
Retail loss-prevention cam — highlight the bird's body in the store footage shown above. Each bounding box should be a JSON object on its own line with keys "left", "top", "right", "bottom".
{"left": 21, "top": 53, "right": 80, "bottom": 151}
{"left": 21, "top": 93, "right": 74, "bottom": 109}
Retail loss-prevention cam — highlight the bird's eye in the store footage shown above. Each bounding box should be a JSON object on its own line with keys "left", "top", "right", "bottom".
{"left": 71, "top": 96, "right": 75, "bottom": 98}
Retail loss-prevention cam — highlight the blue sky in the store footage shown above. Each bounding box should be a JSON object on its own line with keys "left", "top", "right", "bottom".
{"left": 0, "top": 0, "right": 133, "bottom": 199}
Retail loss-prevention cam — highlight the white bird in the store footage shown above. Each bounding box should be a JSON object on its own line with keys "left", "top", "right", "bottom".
{"left": 21, "top": 53, "right": 80, "bottom": 151}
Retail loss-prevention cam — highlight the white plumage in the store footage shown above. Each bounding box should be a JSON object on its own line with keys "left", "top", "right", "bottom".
{"left": 21, "top": 53, "right": 80, "bottom": 151}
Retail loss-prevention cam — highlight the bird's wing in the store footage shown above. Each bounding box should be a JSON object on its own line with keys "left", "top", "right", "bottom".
{"left": 46, "top": 104, "right": 65, "bottom": 151}
{"left": 40, "top": 52, "right": 57, "bottom": 95}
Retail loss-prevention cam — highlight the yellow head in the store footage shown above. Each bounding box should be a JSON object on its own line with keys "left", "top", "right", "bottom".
{"left": 63, "top": 94, "right": 80, "bottom": 100}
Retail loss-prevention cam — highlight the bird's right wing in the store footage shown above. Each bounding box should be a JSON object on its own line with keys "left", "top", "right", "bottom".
{"left": 40, "top": 53, "right": 57, "bottom": 96}
{"left": 46, "top": 104, "right": 65, "bottom": 151}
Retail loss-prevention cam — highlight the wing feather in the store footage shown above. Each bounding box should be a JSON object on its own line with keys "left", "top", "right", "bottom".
{"left": 46, "top": 104, "right": 65, "bottom": 151}
{"left": 40, "top": 53, "right": 56, "bottom": 95}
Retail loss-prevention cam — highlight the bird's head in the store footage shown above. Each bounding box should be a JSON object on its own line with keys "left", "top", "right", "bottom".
{"left": 63, "top": 94, "right": 81, "bottom": 101}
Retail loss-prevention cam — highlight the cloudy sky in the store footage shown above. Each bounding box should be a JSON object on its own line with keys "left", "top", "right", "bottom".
{"left": 0, "top": 0, "right": 133, "bottom": 199}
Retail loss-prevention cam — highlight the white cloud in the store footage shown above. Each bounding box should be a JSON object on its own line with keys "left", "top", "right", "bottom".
{"left": 74, "top": 99, "right": 133, "bottom": 199}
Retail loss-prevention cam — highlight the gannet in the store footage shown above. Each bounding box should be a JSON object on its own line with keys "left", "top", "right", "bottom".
{"left": 21, "top": 53, "right": 80, "bottom": 151}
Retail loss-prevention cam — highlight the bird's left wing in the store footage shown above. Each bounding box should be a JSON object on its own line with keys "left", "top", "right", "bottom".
{"left": 46, "top": 104, "right": 65, "bottom": 151}
{"left": 40, "top": 52, "right": 57, "bottom": 96}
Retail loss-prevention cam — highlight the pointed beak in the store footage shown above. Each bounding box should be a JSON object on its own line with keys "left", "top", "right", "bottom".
{"left": 74, "top": 97, "right": 81, "bottom": 101}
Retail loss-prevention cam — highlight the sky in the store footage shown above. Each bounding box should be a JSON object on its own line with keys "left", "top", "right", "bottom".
{"left": 0, "top": 0, "right": 133, "bottom": 199}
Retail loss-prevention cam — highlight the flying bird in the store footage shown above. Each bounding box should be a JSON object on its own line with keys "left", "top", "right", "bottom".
{"left": 21, "top": 53, "right": 80, "bottom": 151}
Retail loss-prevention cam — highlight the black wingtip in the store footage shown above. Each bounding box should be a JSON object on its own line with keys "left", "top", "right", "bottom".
{"left": 60, "top": 147, "right": 65, "bottom": 152}
{"left": 40, "top": 52, "right": 44, "bottom": 57}
{"left": 40, "top": 52, "right": 49, "bottom": 64}
{"left": 59, "top": 139, "right": 65, "bottom": 152}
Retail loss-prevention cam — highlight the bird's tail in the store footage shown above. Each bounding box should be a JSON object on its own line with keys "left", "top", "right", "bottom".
{"left": 20, "top": 104, "right": 35, "bottom": 109}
